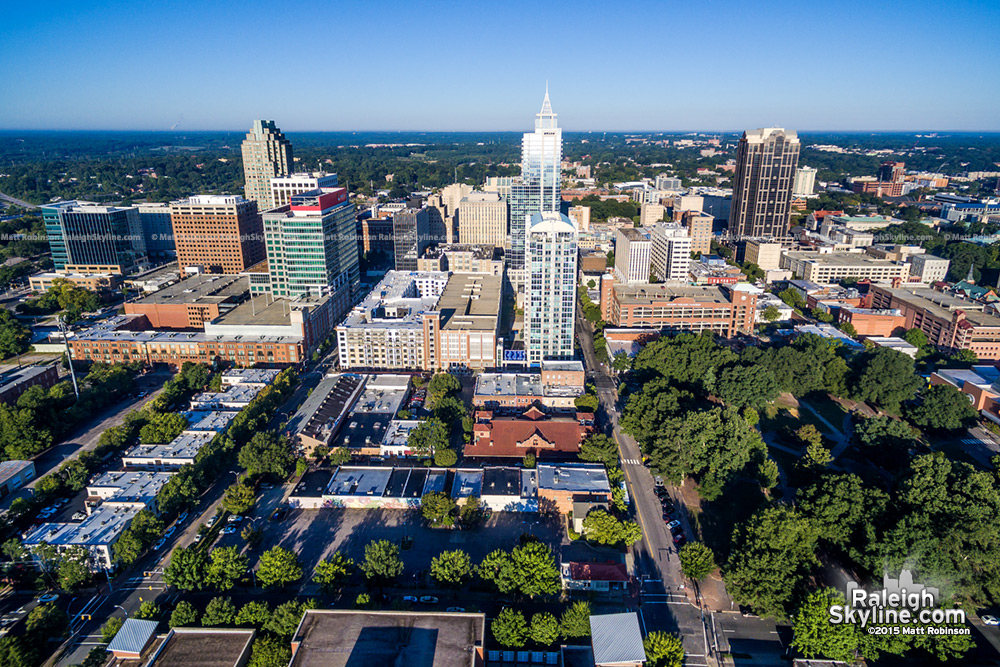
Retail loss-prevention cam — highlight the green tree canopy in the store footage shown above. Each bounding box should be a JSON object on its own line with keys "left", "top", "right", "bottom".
{"left": 528, "top": 612, "right": 560, "bottom": 646}
{"left": 852, "top": 347, "right": 922, "bottom": 415}
{"left": 221, "top": 480, "right": 256, "bottom": 515}
{"left": 644, "top": 631, "right": 685, "bottom": 667}
{"left": 169, "top": 601, "right": 199, "bottom": 628}
{"left": 430, "top": 549, "right": 472, "bottom": 586}
{"left": 579, "top": 434, "right": 619, "bottom": 468}
{"left": 207, "top": 546, "right": 248, "bottom": 591}
{"left": 361, "top": 539, "right": 404, "bottom": 583}
{"left": 559, "top": 601, "right": 592, "bottom": 639}
{"left": 235, "top": 601, "right": 271, "bottom": 628}
{"left": 791, "top": 588, "right": 861, "bottom": 662}
{"left": 491, "top": 608, "right": 528, "bottom": 648}
{"left": 678, "top": 543, "right": 716, "bottom": 581}
{"left": 238, "top": 431, "right": 294, "bottom": 479}
{"left": 313, "top": 552, "right": 354, "bottom": 593}
{"left": 163, "top": 546, "right": 209, "bottom": 591}
{"left": 407, "top": 419, "right": 449, "bottom": 457}
{"left": 714, "top": 363, "right": 779, "bottom": 409}
{"left": 906, "top": 383, "right": 978, "bottom": 432}
{"left": 201, "top": 597, "right": 237, "bottom": 626}
{"left": 257, "top": 546, "right": 303, "bottom": 588}
{"left": 427, "top": 373, "right": 461, "bottom": 407}
{"left": 581, "top": 510, "right": 642, "bottom": 546}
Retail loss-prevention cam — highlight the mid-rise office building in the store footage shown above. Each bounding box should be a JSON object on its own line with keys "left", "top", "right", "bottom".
{"left": 261, "top": 188, "right": 359, "bottom": 320}
{"left": 614, "top": 228, "right": 652, "bottom": 284}
{"left": 600, "top": 276, "right": 757, "bottom": 336}
{"left": 568, "top": 205, "right": 591, "bottom": 233}
{"left": 457, "top": 191, "right": 507, "bottom": 247}
{"left": 655, "top": 174, "right": 682, "bottom": 191}
{"left": 640, "top": 203, "right": 665, "bottom": 227}
{"left": 682, "top": 211, "right": 713, "bottom": 255}
{"left": 650, "top": 222, "right": 692, "bottom": 282}
{"left": 780, "top": 251, "right": 910, "bottom": 283}
{"left": 392, "top": 207, "right": 430, "bottom": 271}
{"left": 743, "top": 240, "right": 783, "bottom": 271}
{"left": 241, "top": 120, "right": 293, "bottom": 212}
{"left": 509, "top": 89, "right": 562, "bottom": 273}
{"left": 525, "top": 212, "right": 577, "bottom": 364}
{"left": 793, "top": 166, "right": 817, "bottom": 196}
{"left": 169, "top": 195, "right": 264, "bottom": 275}
{"left": 42, "top": 201, "right": 146, "bottom": 273}
{"left": 909, "top": 254, "right": 950, "bottom": 283}
{"left": 730, "top": 128, "right": 800, "bottom": 238}
{"left": 269, "top": 172, "right": 339, "bottom": 208}
{"left": 135, "top": 203, "right": 176, "bottom": 258}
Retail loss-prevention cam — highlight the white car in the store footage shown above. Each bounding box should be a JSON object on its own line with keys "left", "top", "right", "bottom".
{"left": 193, "top": 534, "right": 203, "bottom": 545}
{"left": 71, "top": 512, "right": 87, "bottom": 521}
{"left": 206, "top": 516, "right": 219, "bottom": 528}
{"left": 982, "top": 614, "right": 1000, "bottom": 626}
{"left": 227, "top": 515, "right": 244, "bottom": 524}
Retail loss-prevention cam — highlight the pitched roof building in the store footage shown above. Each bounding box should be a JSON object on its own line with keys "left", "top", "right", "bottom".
{"left": 467, "top": 406, "right": 595, "bottom": 459}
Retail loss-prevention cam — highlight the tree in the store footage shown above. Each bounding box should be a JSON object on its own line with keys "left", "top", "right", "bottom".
{"left": 0, "top": 309, "right": 30, "bottom": 358}
{"left": 430, "top": 549, "right": 472, "bottom": 586}
{"left": 313, "top": 552, "right": 354, "bottom": 593}
{"left": 134, "top": 600, "right": 161, "bottom": 621}
{"left": 257, "top": 546, "right": 302, "bottom": 588}
{"left": 559, "top": 601, "right": 591, "bottom": 639}
{"left": 838, "top": 321, "right": 858, "bottom": 338}
{"left": 459, "top": 496, "right": 484, "bottom": 528}
{"left": 236, "top": 601, "right": 271, "bottom": 627}
{"left": 715, "top": 363, "right": 779, "bottom": 409}
{"left": 57, "top": 546, "right": 91, "bottom": 591}
{"left": 644, "top": 632, "right": 685, "bottom": 667}
{"left": 523, "top": 451, "right": 536, "bottom": 468}
{"left": 491, "top": 608, "right": 528, "bottom": 648}
{"left": 800, "top": 441, "right": 833, "bottom": 470}
{"left": 433, "top": 447, "right": 457, "bottom": 467}
{"left": 579, "top": 434, "right": 619, "bottom": 468}
{"left": 169, "top": 601, "right": 199, "bottom": 628}
{"left": 791, "top": 588, "right": 861, "bottom": 662}
{"left": 248, "top": 635, "right": 291, "bottom": 667}
{"left": 678, "top": 543, "right": 716, "bottom": 581}
{"left": 777, "top": 288, "right": 805, "bottom": 310}
{"left": 757, "top": 457, "right": 779, "bottom": 491}
{"left": 26, "top": 602, "right": 68, "bottom": 638}
{"left": 163, "top": 547, "right": 209, "bottom": 591}
{"left": 903, "top": 327, "right": 929, "bottom": 351}
{"left": 328, "top": 447, "right": 352, "bottom": 466}
{"left": 574, "top": 393, "right": 599, "bottom": 412}
{"left": 852, "top": 347, "right": 922, "bottom": 415}
{"left": 407, "top": 419, "right": 449, "bottom": 457}
{"left": 611, "top": 352, "right": 631, "bottom": 373}
{"left": 221, "top": 480, "right": 256, "bottom": 515}
{"left": 201, "top": 597, "right": 237, "bottom": 626}
{"left": 265, "top": 600, "right": 315, "bottom": 637}
{"left": 61, "top": 459, "right": 89, "bottom": 491}
{"left": 582, "top": 510, "right": 642, "bottom": 546}
{"left": 361, "top": 539, "right": 403, "bottom": 583}
{"left": 433, "top": 395, "right": 466, "bottom": 427}
{"left": 207, "top": 546, "right": 248, "bottom": 591}
{"left": 139, "top": 411, "right": 189, "bottom": 444}
{"left": 761, "top": 305, "right": 781, "bottom": 323}
{"left": 427, "top": 373, "right": 461, "bottom": 407}
{"left": 950, "top": 348, "right": 978, "bottom": 365}
{"left": 796, "top": 473, "right": 887, "bottom": 569}
{"left": 238, "top": 431, "right": 294, "bottom": 479}
{"left": 795, "top": 424, "right": 823, "bottom": 449}
{"left": 101, "top": 616, "right": 124, "bottom": 643}
{"left": 422, "top": 491, "right": 457, "bottom": 527}
{"left": 906, "top": 383, "right": 978, "bottom": 432}
{"left": 527, "top": 612, "right": 559, "bottom": 646}
{"left": 724, "top": 506, "right": 820, "bottom": 619}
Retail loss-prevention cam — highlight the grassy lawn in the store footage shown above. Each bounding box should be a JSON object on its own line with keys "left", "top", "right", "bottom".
{"left": 799, "top": 392, "right": 847, "bottom": 430}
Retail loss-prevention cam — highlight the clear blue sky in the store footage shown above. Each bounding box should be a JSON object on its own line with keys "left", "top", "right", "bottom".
{"left": 1, "top": 0, "right": 998, "bottom": 132}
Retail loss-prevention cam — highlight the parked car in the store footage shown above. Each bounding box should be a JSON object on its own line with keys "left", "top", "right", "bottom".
{"left": 402, "top": 596, "right": 418, "bottom": 603}
{"left": 153, "top": 538, "right": 167, "bottom": 550}
{"left": 221, "top": 525, "right": 239, "bottom": 535}
{"left": 193, "top": 534, "right": 203, "bottom": 545}
{"left": 666, "top": 520, "right": 682, "bottom": 532}
{"left": 259, "top": 483, "right": 274, "bottom": 490}
{"left": 71, "top": 512, "right": 87, "bottom": 521}
{"left": 419, "top": 596, "right": 439, "bottom": 604}
{"left": 446, "top": 607, "right": 465, "bottom": 613}
{"left": 176, "top": 511, "right": 189, "bottom": 523}
{"left": 164, "top": 526, "right": 177, "bottom": 538}
{"left": 672, "top": 533, "right": 687, "bottom": 546}
{"left": 227, "top": 515, "right": 244, "bottom": 524}
{"left": 37, "top": 593, "right": 59, "bottom": 603}
{"left": 269, "top": 507, "right": 287, "bottom": 522}
{"left": 982, "top": 615, "right": 1000, "bottom": 626}
{"left": 206, "top": 516, "right": 219, "bottom": 528}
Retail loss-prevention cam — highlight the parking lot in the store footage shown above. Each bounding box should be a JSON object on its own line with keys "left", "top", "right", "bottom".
{"left": 231, "top": 505, "right": 568, "bottom": 582}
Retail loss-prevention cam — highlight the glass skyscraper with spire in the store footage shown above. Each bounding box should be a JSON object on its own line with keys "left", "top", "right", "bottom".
{"left": 509, "top": 88, "right": 563, "bottom": 278}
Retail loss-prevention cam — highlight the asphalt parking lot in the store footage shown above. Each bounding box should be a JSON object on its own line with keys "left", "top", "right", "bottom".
{"left": 239, "top": 506, "right": 568, "bottom": 580}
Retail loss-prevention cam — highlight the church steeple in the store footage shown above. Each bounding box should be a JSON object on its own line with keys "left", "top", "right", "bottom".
{"left": 967, "top": 262, "right": 976, "bottom": 284}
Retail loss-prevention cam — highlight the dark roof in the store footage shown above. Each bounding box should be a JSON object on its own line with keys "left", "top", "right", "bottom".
{"left": 290, "top": 610, "right": 485, "bottom": 667}
{"left": 468, "top": 409, "right": 593, "bottom": 458}
{"left": 481, "top": 467, "right": 520, "bottom": 496}
{"left": 146, "top": 628, "right": 255, "bottom": 667}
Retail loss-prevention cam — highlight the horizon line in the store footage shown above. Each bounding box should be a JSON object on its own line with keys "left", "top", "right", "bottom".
{"left": 2, "top": 128, "right": 1000, "bottom": 135}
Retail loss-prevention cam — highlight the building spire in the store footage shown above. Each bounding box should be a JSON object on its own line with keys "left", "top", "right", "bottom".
{"left": 966, "top": 262, "right": 976, "bottom": 284}
{"left": 540, "top": 83, "right": 553, "bottom": 115}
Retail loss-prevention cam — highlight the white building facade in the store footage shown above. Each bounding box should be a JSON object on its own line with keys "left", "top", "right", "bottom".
{"left": 525, "top": 213, "right": 577, "bottom": 364}
{"left": 650, "top": 222, "right": 692, "bottom": 282}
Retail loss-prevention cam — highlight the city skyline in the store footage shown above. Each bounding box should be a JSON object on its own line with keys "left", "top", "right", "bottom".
{"left": 2, "top": 0, "right": 998, "bottom": 132}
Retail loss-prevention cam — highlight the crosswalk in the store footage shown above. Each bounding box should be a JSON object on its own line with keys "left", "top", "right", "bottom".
{"left": 961, "top": 438, "right": 997, "bottom": 447}
{"left": 622, "top": 458, "right": 642, "bottom": 465}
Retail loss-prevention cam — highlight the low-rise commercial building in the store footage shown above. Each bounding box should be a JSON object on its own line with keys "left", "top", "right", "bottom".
{"left": 869, "top": 284, "right": 1000, "bottom": 359}
{"left": 837, "top": 307, "right": 906, "bottom": 337}
{"left": 600, "top": 276, "right": 756, "bottom": 336}
{"left": 142, "top": 627, "right": 256, "bottom": 667}
{"left": 536, "top": 463, "right": 611, "bottom": 514}
{"left": 866, "top": 337, "right": 920, "bottom": 358}
{"left": 0, "top": 460, "right": 35, "bottom": 499}
{"left": 909, "top": 254, "right": 950, "bottom": 283}
{"left": 930, "top": 365, "right": 1000, "bottom": 410}
{"left": 122, "top": 432, "right": 215, "bottom": 471}
{"left": 189, "top": 384, "right": 263, "bottom": 410}
{"left": 29, "top": 270, "right": 123, "bottom": 294}
{"left": 23, "top": 504, "right": 142, "bottom": 570}
{"left": 0, "top": 365, "right": 59, "bottom": 405}
{"left": 85, "top": 470, "right": 174, "bottom": 514}
{"left": 416, "top": 245, "right": 503, "bottom": 275}
{"left": 780, "top": 251, "right": 910, "bottom": 284}
{"left": 123, "top": 274, "right": 249, "bottom": 329}
{"left": 467, "top": 406, "right": 595, "bottom": 459}
{"left": 220, "top": 368, "right": 281, "bottom": 387}
{"left": 288, "top": 374, "right": 367, "bottom": 455}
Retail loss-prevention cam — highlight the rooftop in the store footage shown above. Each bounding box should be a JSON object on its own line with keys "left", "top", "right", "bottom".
{"left": 124, "top": 432, "right": 215, "bottom": 461}
{"left": 536, "top": 463, "right": 610, "bottom": 493}
{"left": 0, "top": 460, "right": 33, "bottom": 487}
{"left": 145, "top": 628, "right": 255, "bottom": 667}
{"left": 783, "top": 251, "right": 906, "bottom": 267}
{"left": 107, "top": 618, "right": 159, "bottom": 657}
{"left": 474, "top": 372, "right": 581, "bottom": 399}
{"left": 589, "top": 612, "right": 646, "bottom": 667}
{"left": 190, "top": 384, "right": 262, "bottom": 408}
{"left": 129, "top": 274, "right": 247, "bottom": 306}
{"left": 0, "top": 364, "right": 56, "bottom": 393}
{"left": 24, "top": 504, "right": 141, "bottom": 547}
{"left": 220, "top": 368, "right": 281, "bottom": 385}
{"left": 612, "top": 283, "right": 735, "bottom": 304}
{"left": 290, "top": 609, "right": 485, "bottom": 667}
{"left": 87, "top": 470, "right": 174, "bottom": 504}
{"left": 180, "top": 410, "right": 238, "bottom": 433}
{"left": 292, "top": 374, "right": 366, "bottom": 444}
{"left": 875, "top": 285, "right": 1000, "bottom": 327}
{"left": 436, "top": 273, "right": 501, "bottom": 331}
{"left": 340, "top": 271, "right": 449, "bottom": 330}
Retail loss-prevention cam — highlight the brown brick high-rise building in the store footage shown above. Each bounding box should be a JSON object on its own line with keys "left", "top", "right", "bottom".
{"left": 169, "top": 195, "right": 265, "bottom": 274}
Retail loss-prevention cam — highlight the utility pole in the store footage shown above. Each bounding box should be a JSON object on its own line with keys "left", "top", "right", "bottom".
{"left": 58, "top": 314, "right": 80, "bottom": 399}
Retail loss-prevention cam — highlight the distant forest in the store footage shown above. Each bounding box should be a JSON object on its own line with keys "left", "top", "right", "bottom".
{"left": 1, "top": 131, "right": 998, "bottom": 205}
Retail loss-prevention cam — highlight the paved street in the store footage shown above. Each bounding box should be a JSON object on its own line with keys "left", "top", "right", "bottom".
{"left": 576, "top": 314, "right": 716, "bottom": 666}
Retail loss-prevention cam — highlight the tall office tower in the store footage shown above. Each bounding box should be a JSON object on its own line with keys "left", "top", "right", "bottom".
{"left": 650, "top": 222, "right": 692, "bottom": 282}
{"left": 393, "top": 207, "right": 430, "bottom": 271}
{"left": 525, "top": 212, "right": 577, "bottom": 364}
{"left": 169, "top": 195, "right": 264, "bottom": 274}
{"left": 793, "top": 166, "right": 817, "bottom": 196}
{"left": 42, "top": 201, "right": 146, "bottom": 273}
{"left": 241, "top": 120, "right": 294, "bottom": 212}
{"left": 878, "top": 161, "right": 906, "bottom": 184}
{"left": 682, "top": 211, "right": 713, "bottom": 255}
{"left": 261, "top": 187, "right": 359, "bottom": 313}
{"left": 567, "top": 205, "right": 590, "bottom": 232}
{"left": 640, "top": 203, "right": 666, "bottom": 227}
{"left": 614, "top": 228, "right": 652, "bottom": 284}
{"left": 458, "top": 191, "right": 507, "bottom": 247}
{"left": 509, "top": 88, "right": 563, "bottom": 274}
{"left": 135, "top": 203, "right": 176, "bottom": 258}
{"left": 270, "top": 172, "right": 339, "bottom": 208}
{"left": 730, "top": 128, "right": 800, "bottom": 239}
